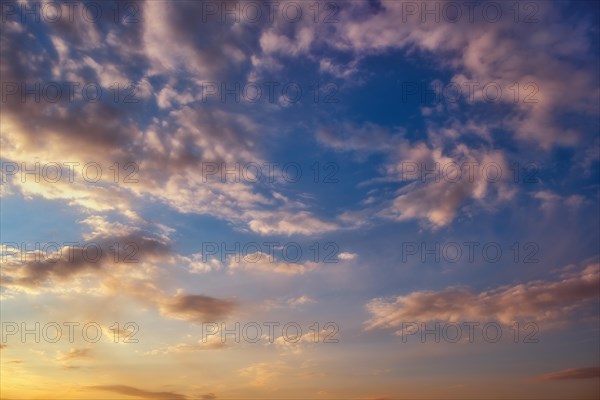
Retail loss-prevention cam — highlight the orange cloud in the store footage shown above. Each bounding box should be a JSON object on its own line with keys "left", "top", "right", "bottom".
{"left": 366, "top": 262, "right": 599, "bottom": 331}
{"left": 533, "top": 366, "right": 600, "bottom": 382}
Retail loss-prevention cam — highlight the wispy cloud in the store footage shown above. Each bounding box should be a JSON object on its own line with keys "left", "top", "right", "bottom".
{"left": 366, "top": 262, "right": 599, "bottom": 331}
{"left": 89, "top": 385, "right": 188, "bottom": 400}
{"left": 533, "top": 366, "right": 600, "bottom": 382}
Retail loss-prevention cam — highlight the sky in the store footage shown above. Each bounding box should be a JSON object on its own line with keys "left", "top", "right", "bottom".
{"left": 0, "top": 0, "right": 599, "bottom": 399}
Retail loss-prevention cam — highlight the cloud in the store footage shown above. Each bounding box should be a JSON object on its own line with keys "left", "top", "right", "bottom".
{"left": 57, "top": 348, "right": 93, "bottom": 368}
{"left": 227, "top": 252, "right": 318, "bottom": 275}
{"left": 288, "top": 295, "right": 316, "bottom": 306}
{"left": 262, "top": 295, "right": 316, "bottom": 311}
{"left": 1, "top": 242, "right": 105, "bottom": 289}
{"left": 383, "top": 142, "right": 516, "bottom": 228}
{"left": 146, "top": 335, "right": 226, "bottom": 355}
{"left": 89, "top": 385, "right": 187, "bottom": 400}
{"left": 319, "top": 122, "right": 516, "bottom": 228}
{"left": 239, "top": 361, "right": 286, "bottom": 387}
{"left": 534, "top": 191, "right": 587, "bottom": 212}
{"left": 80, "top": 216, "right": 139, "bottom": 240}
{"left": 246, "top": 211, "right": 339, "bottom": 236}
{"left": 365, "top": 262, "right": 599, "bottom": 331}
{"left": 259, "top": 27, "right": 314, "bottom": 57}
{"left": 0, "top": 230, "right": 171, "bottom": 290}
{"left": 316, "top": 123, "right": 403, "bottom": 153}
{"left": 180, "top": 254, "right": 222, "bottom": 274}
{"left": 1, "top": 221, "right": 238, "bottom": 326}
{"left": 57, "top": 348, "right": 93, "bottom": 361}
{"left": 274, "top": 329, "right": 327, "bottom": 355}
{"left": 533, "top": 367, "right": 600, "bottom": 382}
{"left": 2, "top": 1, "right": 597, "bottom": 242}
{"left": 142, "top": 1, "right": 249, "bottom": 78}
{"left": 159, "top": 293, "right": 237, "bottom": 323}
{"left": 319, "top": 1, "right": 599, "bottom": 149}
{"left": 338, "top": 252, "right": 357, "bottom": 261}
{"left": 0, "top": 12, "right": 339, "bottom": 237}
{"left": 318, "top": 58, "right": 360, "bottom": 79}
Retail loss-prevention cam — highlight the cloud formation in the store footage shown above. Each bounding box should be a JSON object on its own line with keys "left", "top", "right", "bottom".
{"left": 159, "top": 293, "right": 237, "bottom": 323}
{"left": 366, "top": 262, "right": 599, "bottom": 331}
{"left": 533, "top": 366, "right": 600, "bottom": 382}
{"left": 89, "top": 385, "right": 188, "bottom": 400}
{"left": 319, "top": 122, "right": 516, "bottom": 228}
